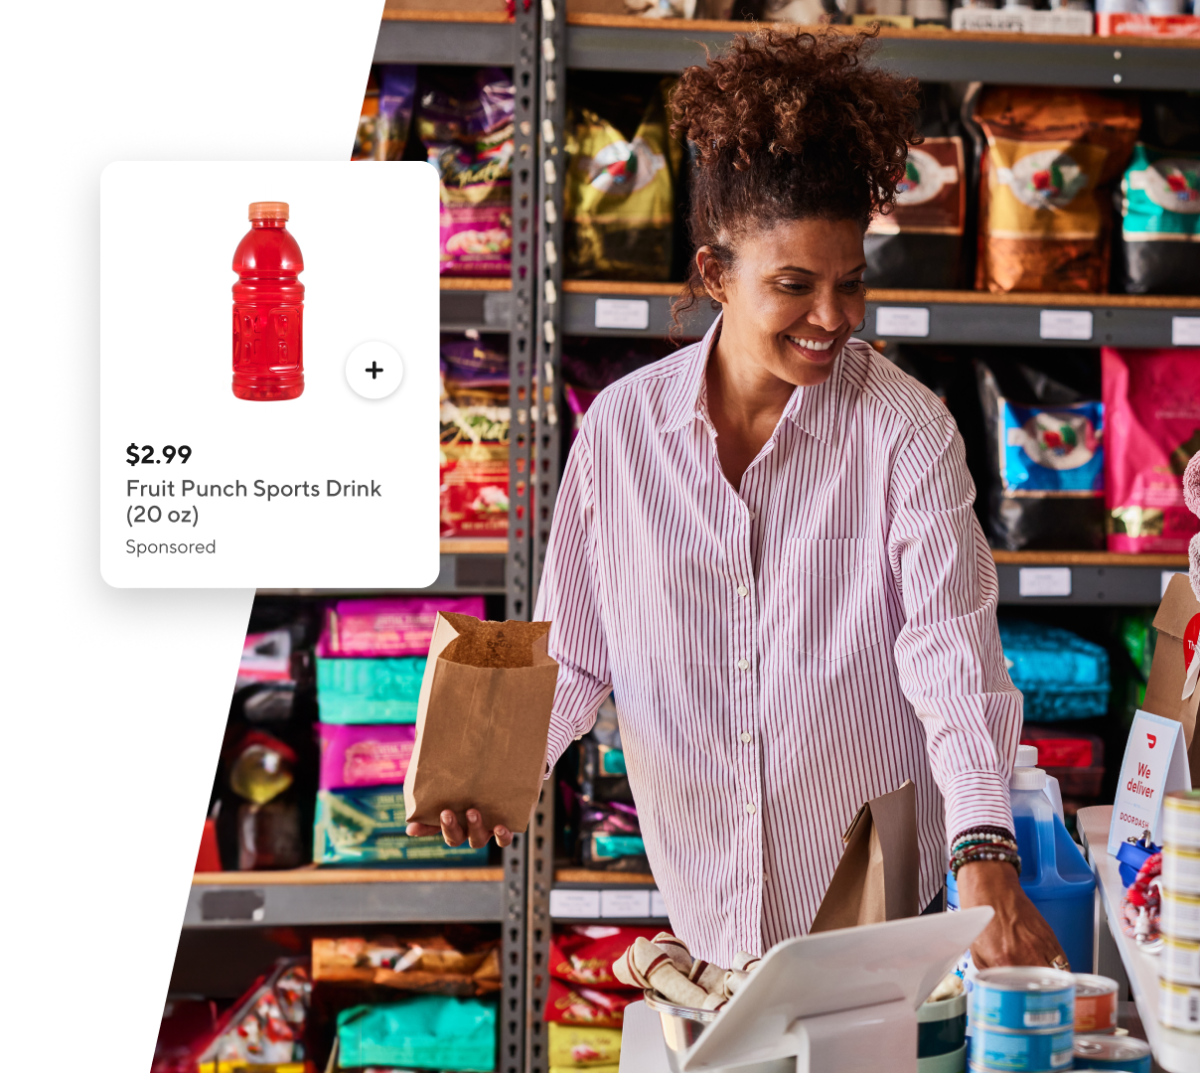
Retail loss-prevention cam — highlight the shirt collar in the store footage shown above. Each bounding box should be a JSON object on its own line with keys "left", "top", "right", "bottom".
{"left": 659, "top": 311, "right": 845, "bottom": 447}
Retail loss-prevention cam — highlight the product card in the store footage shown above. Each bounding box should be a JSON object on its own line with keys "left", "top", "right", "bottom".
{"left": 1108, "top": 709, "right": 1192, "bottom": 855}
{"left": 100, "top": 161, "right": 439, "bottom": 588}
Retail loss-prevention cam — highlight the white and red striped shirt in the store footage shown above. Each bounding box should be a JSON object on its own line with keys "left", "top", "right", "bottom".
{"left": 535, "top": 315, "right": 1021, "bottom": 966}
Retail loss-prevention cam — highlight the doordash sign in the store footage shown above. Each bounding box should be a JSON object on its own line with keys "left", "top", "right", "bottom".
{"left": 1108, "top": 709, "right": 1191, "bottom": 855}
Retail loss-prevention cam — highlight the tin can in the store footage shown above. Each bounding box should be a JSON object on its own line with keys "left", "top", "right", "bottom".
{"left": 1159, "top": 978, "right": 1200, "bottom": 1032}
{"left": 1163, "top": 889, "right": 1200, "bottom": 941}
{"left": 968, "top": 1025, "right": 1074, "bottom": 1071}
{"left": 1163, "top": 935, "right": 1200, "bottom": 985}
{"left": 1072, "top": 1034, "right": 1152, "bottom": 1073}
{"left": 1072, "top": 974, "right": 1118, "bottom": 1033}
{"left": 1164, "top": 790, "right": 1200, "bottom": 850}
{"left": 969, "top": 967, "right": 1075, "bottom": 1031}
{"left": 1163, "top": 845, "right": 1200, "bottom": 895}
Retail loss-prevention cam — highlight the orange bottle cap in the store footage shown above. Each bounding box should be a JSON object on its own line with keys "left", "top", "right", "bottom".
{"left": 248, "top": 201, "right": 289, "bottom": 221}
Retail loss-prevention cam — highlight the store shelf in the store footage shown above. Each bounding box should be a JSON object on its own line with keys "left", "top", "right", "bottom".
{"left": 375, "top": 10, "right": 517, "bottom": 67}
{"left": 1079, "top": 807, "right": 1199, "bottom": 1073}
{"left": 256, "top": 543, "right": 507, "bottom": 597}
{"left": 993, "top": 552, "right": 1186, "bottom": 606}
{"left": 186, "top": 867, "right": 505, "bottom": 928}
{"left": 550, "top": 867, "right": 668, "bottom": 924}
{"left": 441, "top": 277, "right": 515, "bottom": 332}
{"left": 565, "top": 15, "right": 1200, "bottom": 89}
{"left": 561, "top": 281, "right": 1200, "bottom": 346}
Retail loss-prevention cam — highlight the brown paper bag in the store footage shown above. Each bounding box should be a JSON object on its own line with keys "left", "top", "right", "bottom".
{"left": 403, "top": 612, "right": 558, "bottom": 833}
{"left": 810, "top": 780, "right": 919, "bottom": 933}
{"left": 1144, "top": 573, "right": 1200, "bottom": 783}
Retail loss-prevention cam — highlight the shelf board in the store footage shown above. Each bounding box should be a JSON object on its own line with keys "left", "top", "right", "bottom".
{"left": 559, "top": 283, "right": 1200, "bottom": 345}
{"left": 185, "top": 867, "right": 505, "bottom": 928}
{"left": 374, "top": 11, "right": 516, "bottom": 65}
{"left": 440, "top": 536, "right": 509, "bottom": 555}
{"left": 992, "top": 550, "right": 1187, "bottom": 568}
{"left": 441, "top": 277, "right": 512, "bottom": 292}
{"left": 564, "top": 15, "right": 1200, "bottom": 89}
{"left": 554, "top": 868, "right": 657, "bottom": 885}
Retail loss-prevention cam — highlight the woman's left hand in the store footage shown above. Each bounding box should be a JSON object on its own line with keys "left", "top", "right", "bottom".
{"left": 956, "top": 859, "right": 1068, "bottom": 969}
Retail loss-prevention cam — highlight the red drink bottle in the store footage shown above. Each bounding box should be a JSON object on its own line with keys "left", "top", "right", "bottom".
{"left": 232, "top": 201, "right": 304, "bottom": 401}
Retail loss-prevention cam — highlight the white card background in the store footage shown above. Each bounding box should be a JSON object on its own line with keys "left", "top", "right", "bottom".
{"left": 1108, "top": 709, "right": 1192, "bottom": 854}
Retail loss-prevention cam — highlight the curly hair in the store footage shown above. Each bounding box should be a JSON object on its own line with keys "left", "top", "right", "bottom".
{"left": 670, "top": 28, "right": 920, "bottom": 324}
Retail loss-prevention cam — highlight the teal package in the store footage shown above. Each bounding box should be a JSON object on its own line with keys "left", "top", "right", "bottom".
{"left": 591, "top": 832, "right": 645, "bottom": 860}
{"left": 998, "top": 620, "right": 1110, "bottom": 722}
{"left": 337, "top": 994, "right": 496, "bottom": 1072}
{"left": 313, "top": 787, "right": 488, "bottom": 867}
{"left": 998, "top": 397, "right": 1103, "bottom": 494}
{"left": 1122, "top": 142, "right": 1200, "bottom": 240}
{"left": 316, "top": 656, "right": 426, "bottom": 724}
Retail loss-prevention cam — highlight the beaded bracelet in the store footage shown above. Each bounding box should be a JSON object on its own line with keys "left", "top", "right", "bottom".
{"left": 949, "top": 826, "right": 1021, "bottom": 879}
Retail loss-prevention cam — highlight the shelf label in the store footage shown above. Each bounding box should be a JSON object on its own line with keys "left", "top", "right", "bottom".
{"left": 1172, "top": 317, "right": 1200, "bottom": 347}
{"left": 595, "top": 298, "right": 650, "bottom": 331}
{"left": 549, "top": 888, "right": 601, "bottom": 919}
{"left": 601, "top": 889, "right": 651, "bottom": 918}
{"left": 1018, "top": 567, "right": 1072, "bottom": 598}
{"left": 200, "top": 889, "right": 265, "bottom": 922}
{"left": 875, "top": 306, "right": 930, "bottom": 338}
{"left": 650, "top": 890, "right": 669, "bottom": 919}
{"left": 1039, "top": 310, "right": 1093, "bottom": 341}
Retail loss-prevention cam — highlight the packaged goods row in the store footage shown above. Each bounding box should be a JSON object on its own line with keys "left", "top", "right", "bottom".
{"left": 385, "top": 0, "right": 1200, "bottom": 36}
{"left": 357, "top": 67, "right": 1200, "bottom": 298}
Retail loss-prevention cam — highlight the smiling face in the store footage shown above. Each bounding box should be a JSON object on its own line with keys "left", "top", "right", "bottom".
{"left": 698, "top": 216, "right": 868, "bottom": 388}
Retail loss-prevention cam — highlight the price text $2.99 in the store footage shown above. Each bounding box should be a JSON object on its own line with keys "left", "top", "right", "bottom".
{"left": 127, "top": 443, "right": 192, "bottom": 466}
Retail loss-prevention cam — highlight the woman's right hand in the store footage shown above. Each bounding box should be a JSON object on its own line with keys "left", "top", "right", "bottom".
{"left": 406, "top": 809, "right": 513, "bottom": 849}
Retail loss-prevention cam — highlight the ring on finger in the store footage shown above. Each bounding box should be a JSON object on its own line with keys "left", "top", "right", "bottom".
{"left": 1050, "top": 955, "right": 1069, "bottom": 971}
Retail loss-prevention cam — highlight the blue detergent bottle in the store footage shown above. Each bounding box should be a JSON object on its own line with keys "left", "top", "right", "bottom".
{"left": 948, "top": 754, "right": 1095, "bottom": 974}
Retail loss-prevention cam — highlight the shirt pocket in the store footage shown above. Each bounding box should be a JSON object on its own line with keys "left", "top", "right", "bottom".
{"left": 789, "top": 537, "right": 883, "bottom": 661}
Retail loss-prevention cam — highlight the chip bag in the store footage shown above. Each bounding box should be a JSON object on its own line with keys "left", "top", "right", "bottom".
{"left": 973, "top": 87, "right": 1141, "bottom": 292}
{"left": 545, "top": 979, "right": 636, "bottom": 1027}
{"left": 550, "top": 925, "right": 664, "bottom": 990}
{"left": 565, "top": 82, "right": 679, "bottom": 281}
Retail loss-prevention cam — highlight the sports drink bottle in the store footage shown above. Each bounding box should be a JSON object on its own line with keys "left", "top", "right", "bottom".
{"left": 232, "top": 201, "right": 304, "bottom": 401}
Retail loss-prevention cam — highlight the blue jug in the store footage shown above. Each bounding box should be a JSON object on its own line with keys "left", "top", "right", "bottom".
{"left": 947, "top": 761, "right": 1095, "bottom": 974}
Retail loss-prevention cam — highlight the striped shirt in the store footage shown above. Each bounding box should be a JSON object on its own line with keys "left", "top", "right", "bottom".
{"left": 534, "top": 314, "right": 1021, "bottom": 966}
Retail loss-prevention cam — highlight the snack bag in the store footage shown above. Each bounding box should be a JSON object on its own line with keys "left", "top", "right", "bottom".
{"left": 973, "top": 88, "right": 1141, "bottom": 292}
{"left": 1103, "top": 347, "right": 1200, "bottom": 553}
{"left": 547, "top": 1023, "right": 623, "bottom": 1067}
{"left": 549, "top": 925, "right": 664, "bottom": 990}
{"left": 565, "top": 82, "right": 679, "bottom": 281}
{"left": 545, "top": 979, "right": 637, "bottom": 1027}
{"left": 1120, "top": 142, "right": 1200, "bottom": 294}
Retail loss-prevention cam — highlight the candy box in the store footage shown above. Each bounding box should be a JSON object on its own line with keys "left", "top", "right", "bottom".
{"left": 317, "top": 723, "right": 417, "bottom": 790}
{"left": 316, "top": 657, "right": 426, "bottom": 725}
{"left": 313, "top": 787, "right": 488, "bottom": 868}
{"left": 319, "top": 597, "right": 485, "bottom": 658}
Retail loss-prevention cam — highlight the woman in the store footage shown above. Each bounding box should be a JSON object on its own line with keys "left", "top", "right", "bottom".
{"left": 415, "top": 29, "right": 1066, "bottom": 972}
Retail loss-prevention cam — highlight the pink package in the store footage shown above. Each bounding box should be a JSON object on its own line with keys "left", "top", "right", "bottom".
{"left": 1103, "top": 347, "right": 1200, "bottom": 553}
{"left": 440, "top": 203, "right": 512, "bottom": 277}
{"left": 318, "top": 723, "right": 418, "bottom": 790}
{"left": 319, "top": 596, "right": 486, "bottom": 657}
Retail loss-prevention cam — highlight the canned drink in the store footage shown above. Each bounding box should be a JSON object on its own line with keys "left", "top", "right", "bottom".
{"left": 1163, "top": 845, "right": 1200, "bottom": 895}
{"left": 1073, "top": 974, "right": 1119, "bottom": 1033}
{"left": 1165, "top": 790, "right": 1200, "bottom": 849}
{"left": 1072, "top": 1034, "right": 1152, "bottom": 1073}
{"left": 968, "top": 1025, "right": 1074, "bottom": 1071}
{"left": 1163, "top": 935, "right": 1200, "bottom": 985}
{"left": 1159, "top": 978, "right": 1200, "bottom": 1032}
{"left": 969, "top": 967, "right": 1075, "bottom": 1030}
{"left": 1163, "top": 890, "right": 1200, "bottom": 941}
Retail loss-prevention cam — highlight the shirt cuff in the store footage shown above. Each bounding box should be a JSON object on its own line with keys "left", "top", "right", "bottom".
{"left": 941, "top": 770, "right": 1014, "bottom": 845}
{"left": 543, "top": 713, "right": 579, "bottom": 781}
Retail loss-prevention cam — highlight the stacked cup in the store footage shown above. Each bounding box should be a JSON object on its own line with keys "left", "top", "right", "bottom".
{"left": 1160, "top": 789, "right": 1200, "bottom": 1032}
{"left": 967, "top": 967, "right": 1075, "bottom": 1072}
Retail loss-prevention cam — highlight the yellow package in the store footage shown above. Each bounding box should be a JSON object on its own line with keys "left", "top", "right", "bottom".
{"left": 547, "top": 1022, "right": 623, "bottom": 1066}
{"left": 564, "top": 82, "right": 679, "bottom": 281}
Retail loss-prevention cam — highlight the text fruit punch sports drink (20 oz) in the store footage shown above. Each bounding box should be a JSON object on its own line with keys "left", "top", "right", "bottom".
{"left": 232, "top": 201, "right": 304, "bottom": 401}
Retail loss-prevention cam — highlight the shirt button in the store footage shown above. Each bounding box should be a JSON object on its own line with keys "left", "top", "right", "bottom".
{"left": 740, "top": 732, "right": 752, "bottom": 744}
{"left": 749, "top": 511, "right": 757, "bottom": 521}
{"left": 745, "top": 802, "right": 757, "bottom": 815}
{"left": 737, "top": 658, "right": 749, "bottom": 671}
{"left": 737, "top": 584, "right": 748, "bottom": 597}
